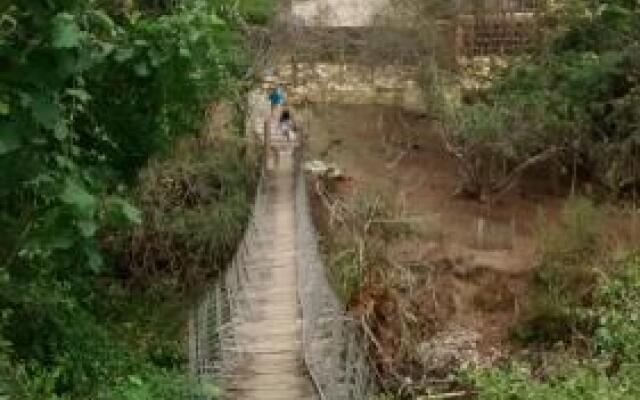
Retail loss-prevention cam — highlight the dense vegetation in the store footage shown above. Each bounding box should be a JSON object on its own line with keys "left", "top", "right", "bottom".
{"left": 429, "top": 0, "right": 640, "bottom": 202}
{"left": 472, "top": 251, "right": 640, "bottom": 399}
{"left": 362, "top": 0, "right": 640, "bottom": 398}
{"left": 0, "top": 0, "right": 271, "bottom": 398}
{"left": 431, "top": 1, "right": 640, "bottom": 398}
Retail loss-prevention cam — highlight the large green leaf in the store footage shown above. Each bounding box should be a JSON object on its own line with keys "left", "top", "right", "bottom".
{"left": 0, "top": 123, "right": 21, "bottom": 155}
{"left": 46, "top": 232, "right": 75, "bottom": 250}
{"left": 89, "top": 9, "right": 116, "bottom": 33}
{"left": 106, "top": 197, "right": 142, "bottom": 225}
{"left": 134, "top": 62, "right": 150, "bottom": 77}
{"left": 60, "top": 179, "right": 97, "bottom": 217}
{"left": 51, "top": 13, "right": 82, "bottom": 49}
{"left": 210, "top": 13, "right": 225, "bottom": 26}
{"left": 65, "top": 88, "right": 91, "bottom": 103}
{"left": 77, "top": 219, "right": 98, "bottom": 238}
{"left": 84, "top": 244, "right": 104, "bottom": 273}
{"left": 114, "top": 47, "right": 134, "bottom": 63}
{"left": 120, "top": 201, "right": 142, "bottom": 225}
{"left": 53, "top": 124, "right": 69, "bottom": 141}
{"left": 31, "top": 95, "right": 60, "bottom": 130}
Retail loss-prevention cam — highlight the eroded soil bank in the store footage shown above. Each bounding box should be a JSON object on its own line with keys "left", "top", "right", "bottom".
{"left": 300, "top": 103, "right": 640, "bottom": 393}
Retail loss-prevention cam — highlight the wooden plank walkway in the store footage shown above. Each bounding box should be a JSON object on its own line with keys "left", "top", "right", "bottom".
{"left": 222, "top": 146, "right": 317, "bottom": 400}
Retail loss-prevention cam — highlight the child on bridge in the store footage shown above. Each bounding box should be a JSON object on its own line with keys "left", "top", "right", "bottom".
{"left": 268, "top": 86, "right": 286, "bottom": 118}
{"left": 278, "top": 109, "right": 296, "bottom": 142}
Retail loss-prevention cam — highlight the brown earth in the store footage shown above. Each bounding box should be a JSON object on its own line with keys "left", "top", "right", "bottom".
{"left": 301, "top": 103, "right": 564, "bottom": 379}
{"left": 301, "top": 103, "right": 640, "bottom": 390}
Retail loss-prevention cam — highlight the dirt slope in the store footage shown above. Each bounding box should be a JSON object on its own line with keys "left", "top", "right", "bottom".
{"left": 302, "top": 103, "right": 569, "bottom": 381}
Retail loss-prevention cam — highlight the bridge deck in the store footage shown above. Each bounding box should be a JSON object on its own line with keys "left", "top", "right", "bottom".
{"left": 222, "top": 146, "right": 316, "bottom": 399}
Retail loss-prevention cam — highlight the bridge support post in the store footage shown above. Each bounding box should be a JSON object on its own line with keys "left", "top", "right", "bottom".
{"left": 188, "top": 309, "right": 198, "bottom": 375}
{"left": 263, "top": 119, "right": 272, "bottom": 170}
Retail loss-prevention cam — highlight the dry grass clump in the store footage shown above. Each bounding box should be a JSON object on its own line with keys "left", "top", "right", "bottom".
{"left": 516, "top": 196, "right": 603, "bottom": 344}
{"left": 114, "top": 138, "right": 260, "bottom": 291}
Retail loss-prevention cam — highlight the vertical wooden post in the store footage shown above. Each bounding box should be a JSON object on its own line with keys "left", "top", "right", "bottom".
{"left": 292, "top": 55, "right": 299, "bottom": 88}
{"left": 215, "top": 282, "right": 223, "bottom": 368}
{"left": 199, "top": 296, "right": 208, "bottom": 375}
{"left": 264, "top": 118, "right": 272, "bottom": 170}
{"left": 476, "top": 217, "right": 486, "bottom": 249}
{"left": 302, "top": 98, "right": 308, "bottom": 150}
{"left": 510, "top": 215, "right": 516, "bottom": 251}
{"left": 455, "top": 17, "right": 464, "bottom": 62}
{"left": 188, "top": 308, "right": 197, "bottom": 375}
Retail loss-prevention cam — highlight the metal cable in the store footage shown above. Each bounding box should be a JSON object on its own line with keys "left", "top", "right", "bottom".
{"left": 294, "top": 149, "right": 376, "bottom": 400}
{"left": 188, "top": 142, "right": 376, "bottom": 399}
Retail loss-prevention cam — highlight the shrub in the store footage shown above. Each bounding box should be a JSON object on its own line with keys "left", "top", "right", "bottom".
{"left": 318, "top": 189, "right": 419, "bottom": 303}
{"left": 541, "top": 196, "right": 602, "bottom": 262}
{"left": 330, "top": 248, "right": 365, "bottom": 304}
{"left": 0, "top": 0, "right": 266, "bottom": 397}
{"left": 472, "top": 253, "right": 640, "bottom": 399}
{"left": 428, "top": 65, "right": 567, "bottom": 202}
{"left": 594, "top": 253, "right": 640, "bottom": 362}
{"left": 426, "top": 1, "right": 640, "bottom": 200}
{"left": 115, "top": 139, "right": 259, "bottom": 290}
{"left": 515, "top": 197, "right": 601, "bottom": 344}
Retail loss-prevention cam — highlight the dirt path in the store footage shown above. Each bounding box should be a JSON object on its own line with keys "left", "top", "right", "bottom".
{"left": 224, "top": 146, "right": 316, "bottom": 399}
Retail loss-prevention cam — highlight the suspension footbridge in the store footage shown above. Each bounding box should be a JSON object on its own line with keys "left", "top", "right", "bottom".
{"left": 187, "top": 2, "right": 542, "bottom": 396}
{"left": 188, "top": 134, "right": 375, "bottom": 399}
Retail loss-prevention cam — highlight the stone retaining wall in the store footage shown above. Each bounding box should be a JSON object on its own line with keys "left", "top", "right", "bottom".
{"left": 247, "top": 62, "right": 424, "bottom": 138}
{"left": 291, "top": 0, "right": 390, "bottom": 27}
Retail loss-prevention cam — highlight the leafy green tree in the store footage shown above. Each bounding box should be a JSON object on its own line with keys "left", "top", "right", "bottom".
{"left": 0, "top": 0, "right": 268, "bottom": 397}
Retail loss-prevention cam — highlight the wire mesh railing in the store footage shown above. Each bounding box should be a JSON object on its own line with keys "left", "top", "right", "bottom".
{"left": 188, "top": 136, "right": 376, "bottom": 399}
{"left": 294, "top": 149, "right": 377, "bottom": 400}
{"left": 188, "top": 169, "right": 267, "bottom": 382}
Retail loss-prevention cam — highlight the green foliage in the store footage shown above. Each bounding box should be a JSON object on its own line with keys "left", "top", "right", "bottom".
{"left": 515, "top": 197, "right": 601, "bottom": 343}
{"left": 471, "top": 253, "right": 640, "bottom": 399}
{"left": 331, "top": 248, "right": 365, "bottom": 303}
{"left": 429, "top": 1, "right": 640, "bottom": 198}
{"left": 319, "top": 188, "right": 419, "bottom": 304}
{"left": 594, "top": 253, "right": 640, "bottom": 361}
{"left": 553, "top": 0, "right": 640, "bottom": 53}
{"left": 471, "top": 362, "right": 640, "bottom": 400}
{"left": 98, "top": 370, "right": 215, "bottom": 400}
{"left": 117, "top": 139, "right": 259, "bottom": 290}
{"left": 233, "top": 0, "right": 278, "bottom": 25}
{"left": 495, "top": 1, "right": 640, "bottom": 194}
{"left": 0, "top": 0, "right": 267, "bottom": 398}
{"left": 540, "top": 196, "right": 602, "bottom": 262}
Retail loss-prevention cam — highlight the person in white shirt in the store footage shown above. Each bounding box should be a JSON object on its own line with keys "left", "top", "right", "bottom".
{"left": 278, "top": 109, "right": 295, "bottom": 142}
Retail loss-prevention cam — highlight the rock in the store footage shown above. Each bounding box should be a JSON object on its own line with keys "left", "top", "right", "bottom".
{"left": 303, "top": 160, "right": 343, "bottom": 179}
{"left": 417, "top": 327, "right": 481, "bottom": 374}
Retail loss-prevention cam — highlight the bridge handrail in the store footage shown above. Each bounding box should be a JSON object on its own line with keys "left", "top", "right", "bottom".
{"left": 188, "top": 164, "right": 267, "bottom": 379}
{"left": 188, "top": 126, "right": 377, "bottom": 399}
{"left": 294, "top": 148, "right": 377, "bottom": 400}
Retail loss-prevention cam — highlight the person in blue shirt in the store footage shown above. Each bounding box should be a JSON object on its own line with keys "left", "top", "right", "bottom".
{"left": 268, "top": 86, "right": 286, "bottom": 116}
